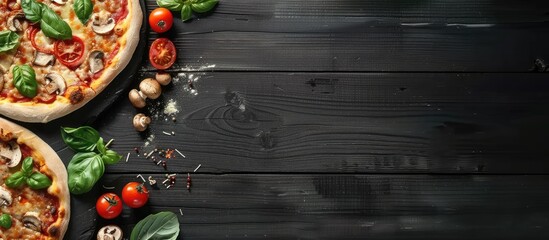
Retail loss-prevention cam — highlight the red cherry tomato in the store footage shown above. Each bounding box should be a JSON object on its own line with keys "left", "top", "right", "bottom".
{"left": 54, "top": 36, "right": 85, "bottom": 69}
{"left": 121, "top": 182, "right": 149, "bottom": 208}
{"left": 96, "top": 193, "right": 122, "bottom": 219}
{"left": 149, "top": 8, "right": 173, "bottom": 33}
{"left": 28, "top": 26, "right": 54, "bottom": 54}
{"left": 149, "top": 38, "right": 176, "bottom": 70}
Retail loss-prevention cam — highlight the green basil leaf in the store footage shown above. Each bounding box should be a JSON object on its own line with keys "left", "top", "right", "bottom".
{"left": 0, "top": 31, "right": 20, "bottom": 53}
{"left": 130, "top": 211, "right": 180, "bottom": 240}
{"left": 26, "top": 172, "right": 52, "bottom": 190}
{"left": 96, "top": 137, "right": 106, "bottom": 155}
{"left": 67, "top": 152, "right": 105, "bottom": 194}
{"left": 102, "top": 150, "right": 121, "bottom": 165}
{"left": 191, "top": 0, "right": 218, "bottom": 13}
{"left": 74, "top": 0, "right": 93, "bottom": 24}
{"left": 12, "top": 65, "right": 37, "bottom": 98}
{"left": 21, "top": 0, "right": 43, "bottom": 23}
{"left": 61, "top": 126, "right": 100, "bottom": 152}
{"left": 21, "top": 157, "right": 34, "bottom": 177}
{"left": 156, "top": 0, "right": 183, "bottom": 11}
{"left": 5, "top": 172, "right": 26, "bottom": 189}
{"left": 181, "top": 4, "right": 192, "bottom": 21}
{"left": 40, "top": 6, "right": 72, "bottom": 40}
{"left": 0, "top": 214, "right": 12, "bottom": 229}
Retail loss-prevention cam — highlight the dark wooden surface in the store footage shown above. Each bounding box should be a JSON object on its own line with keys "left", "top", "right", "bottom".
{"left": 28, "top": 0, "right": 549, "bottom": 239}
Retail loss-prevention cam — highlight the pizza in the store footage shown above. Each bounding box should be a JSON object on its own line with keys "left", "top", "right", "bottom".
{"left": 0, "top": 0, "right": 143, "bottom": 123}
{"left": 0, "top": 117, "right": 69, "bottom": 239}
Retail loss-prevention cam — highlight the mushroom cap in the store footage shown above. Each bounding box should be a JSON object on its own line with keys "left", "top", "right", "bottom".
{"left": 44, "top": 73, "right": 66, "bottom": 95}
{"left": 0, "top": 141, "right": 21, "bottom": 168}
{"left": 89, "top": 50, "right": 105, "bottom": 74}
{"left": 22, "top": 211, "right": 42, "bottom": 232}
{"left": 97, "top": 225, "right": 123, "bottom": 240}
{"left": 8, "top": 11, "right": 25, "bottom": 32}
{"left": 155, "top": 72, "right": 172, "bottom": 86}
{"left": 33, "top": 51, "right": 56, "bottom": 67}
{"left": 139, "top": 78, "right": 162, "bottom": 100}
{"left": 0, "top": 186, "right": 13, "bottom": 206}
{"left": 133, "top": 113, "right": 151, "bottom": 132}
{"left": 92, "top": 17, "right": 116, "bottom": 35}
{"left": 128, "top": 89, "right": 146, "bottom": 108}
{"left": 52, "top": 0, "right": 68, "bottom": 5}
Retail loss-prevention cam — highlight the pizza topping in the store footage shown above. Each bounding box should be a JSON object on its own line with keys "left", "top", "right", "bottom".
{"left": 0, "top": 213, "right": 12, "bottom": 229}
{"left": 12, "top": 64, "right": 38, "bottom": 98}
{"left": 89, "top": 50, "right": 105, "bottom": 74}
{"left": 132, "top": 113, "right": 151, "bottom": 132}
{"left": 97, "top": 225, "right": 123, "bottom": 240}
{"left": 0, "top": 141, "right": 21, "bottom": 168}
{"left": 32, "top": 52, "right": 55, "bottom": 67}
{"left": 0, "top": 186, "right": 13, "bottom": 206}
{"left": 22, "top": 211, "right": 41, "bottom": 232}
{"left": 92, "top": 15, "right": 116, "bottom": 35}
{"left": 44, "top": 73, "right": 66, "bottom": 94}
{"left": 54, "top": 36, "right": 85, "bottom": 69}
{"left": 28, "top": 26, "right": 54, "bottom": 54}
{"left": 52, "top": 0, "right": 68, "bottom": 5}
{"left": 7, "top": 11, "right": 26, "bottom": 32}
{"left": 0, "top": 30, "right": 20, "bottom": 54}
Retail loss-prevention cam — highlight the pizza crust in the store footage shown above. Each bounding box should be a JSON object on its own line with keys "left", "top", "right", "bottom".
{"left": 0, "top": 117, "right": 70, "bottom": 239}
{"left": 0, "top": 0, "right": 143, "bottom": 123}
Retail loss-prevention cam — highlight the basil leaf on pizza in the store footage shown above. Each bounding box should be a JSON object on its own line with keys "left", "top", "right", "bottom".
{"left": 27, "top": 172, "right": 53, "bottom": 190}
{"left": 21, "top": 157, "right": 34, "bottom": 177}
{"left": 21, "top": 0, "right": 43, "bottom": 23}
{"left": 5, "top": 157, "right": 52, "bottom": 190}
{"left": 181, "top": 4, "right": 192, "bottom": 21}
{"left": 67, "top": 152, "right": 105, "bottom": 195}
{"left": 191, "top": 0, "right": 219, "bottom": 13}
{"left": 12, "top": 65, "right": 38, "bottom": 98}
{"left": 40, "top": 6, "right": 72, "bottom": 40}
{"left": 74, "top": 0, "right": 93, "bottom": 24}
{"left": 0, "top": 31, "right": 19, "bottom": 53}
{"left": 157, "top": 0, "right": 184, "bottom": 11}
{"left": 5, "top": 171, "right": 26, "bottom": 189}
{"left": 61, "top": 126, "right": 101, "bottom": 152}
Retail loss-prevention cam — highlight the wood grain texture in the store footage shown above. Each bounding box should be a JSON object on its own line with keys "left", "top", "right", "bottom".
{"left": 52, "top": 72, "right": 549, "bottom": 174}
{"left": 141, "top": 0, "right": 549, "bottom": 72}
{"left": 66, "top": 173, "right": 549, "bottom": 240}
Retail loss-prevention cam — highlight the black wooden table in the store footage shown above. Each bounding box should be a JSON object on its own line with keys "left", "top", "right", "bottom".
{"left": 31, "top": 0, "right": 549, "bottom": 239}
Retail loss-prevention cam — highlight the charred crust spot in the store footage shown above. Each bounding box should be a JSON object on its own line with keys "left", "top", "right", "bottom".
{"left": 48, "top": 226, "right": 59, "bottom": 237}
{"left": 69, "top": 88, "right": 84, "bottom": 104}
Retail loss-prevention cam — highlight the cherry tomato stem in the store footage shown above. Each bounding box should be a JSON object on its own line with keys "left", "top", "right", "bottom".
{"left": 149, "top": 8, "right": 173, "bottom": 33}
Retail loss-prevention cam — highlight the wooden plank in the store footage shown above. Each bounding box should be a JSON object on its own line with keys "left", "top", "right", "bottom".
{"left": 142, "top": 0, "right": 549, "bottom": 72}
{"left": 52, "top": 72, "right": 549, "bottom": 174}
{"left": 66, "top": 174, "right": 549, "bottom": 239}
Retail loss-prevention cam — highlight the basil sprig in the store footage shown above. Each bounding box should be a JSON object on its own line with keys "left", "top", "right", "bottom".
{"left": 21, "top": 0, "right": 43, "bottom": 23}
{"left": 61, "top": 126, "right": 122, "bottom": 195}
{"left": 5, "top": 157, "right": 52, "bottom": 190}
{"left": 21, "top": 0, "right": 72, "bottom": 40}
{"left": 0, "top": 31, "right": 20, "bottom": 54}
{"left": 74, "top": 0, "right": 93, "bottom": 24}
{"left": 157, "top": 0, "right": 218, "bottom": 21}
{"left": 130, "top": 212, "right": 180, "bottom": 240}
{"left": 12, "top": 65, "right": 38, "bottom": 98}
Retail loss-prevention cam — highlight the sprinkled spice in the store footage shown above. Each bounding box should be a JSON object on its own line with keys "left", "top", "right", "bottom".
{"left": 148, "top": 176, "right": 157, "bottom": 186}
{"left": 186, "top": 173, "right": 192, "bottom": 191}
